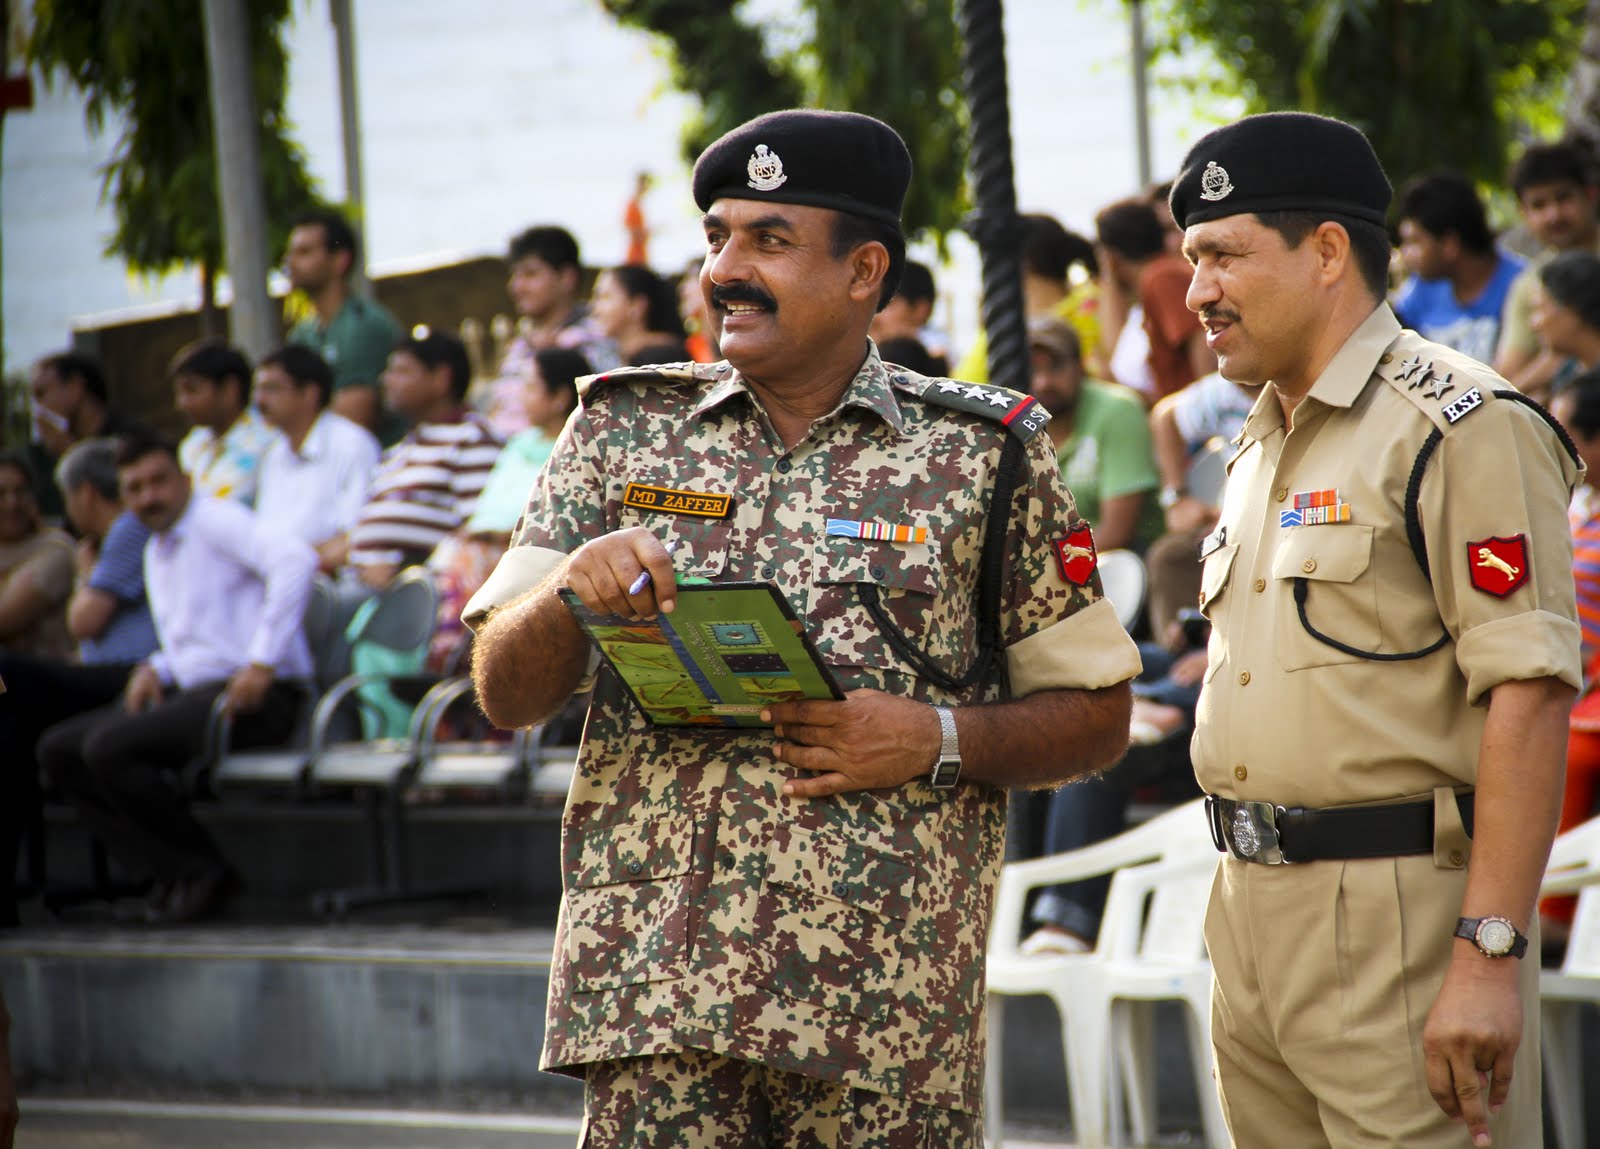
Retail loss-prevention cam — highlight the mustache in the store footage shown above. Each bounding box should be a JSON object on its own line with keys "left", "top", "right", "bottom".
{"left": 710, "top": 284, "right": 777, "bottom": 311}
{"left": 1200, "top": 307, "right": 1240, "bottom": 327}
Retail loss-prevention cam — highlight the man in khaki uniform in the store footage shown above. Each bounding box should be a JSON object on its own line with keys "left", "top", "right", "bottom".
{"left": 1173, "top": 112, "right": 1582, "bottom": 1149}
{"left": 464, "top": 109, "right": 1140, "bottom": 1145}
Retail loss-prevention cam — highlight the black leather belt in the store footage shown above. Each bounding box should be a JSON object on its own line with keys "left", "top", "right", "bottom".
{"left": 1206, "top": 792, "right": 1475, "bottom": 865}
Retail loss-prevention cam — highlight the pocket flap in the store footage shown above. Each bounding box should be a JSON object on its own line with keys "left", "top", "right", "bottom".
{"left": 574, "top": 814, "right": 695, "bottom": 888}
{"left": 765, "top": 826, "right": 916, "bottom": 921}
{"left": 1199, "top": 542, "right": 1239, "bottom": 611}
{"left": 1271, "top": 525, "right": 1373, "bottom": 583}
{"left": 814, "top": 537, "right": 941, "bottom": 597}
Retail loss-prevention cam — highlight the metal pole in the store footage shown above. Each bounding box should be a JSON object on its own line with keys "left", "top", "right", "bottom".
{"left": 1130, "top": 0, "right": 1152, "bottom": 187}
{"left": 201, "top": 0, "right": 275, "bottom": 359}
{"left": 331, "top": 0, "right": 370, "bottom": 298}
{"left": 957, "top": 0, "right": 1028, "bottom": 398}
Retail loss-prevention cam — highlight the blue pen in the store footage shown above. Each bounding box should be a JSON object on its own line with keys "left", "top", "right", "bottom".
{"left": 627, "top": 540, "right": 678, "bottom": 596}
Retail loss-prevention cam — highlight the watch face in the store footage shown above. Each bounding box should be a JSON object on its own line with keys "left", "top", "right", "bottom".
{"left": 1477, "top": 918, "right": 1515, "bottom": 954}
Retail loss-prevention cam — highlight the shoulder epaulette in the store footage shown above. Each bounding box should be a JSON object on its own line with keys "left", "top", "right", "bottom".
{"left": 1376, "top": 339, "right": 1501, "bottom": 435}
{"left": 890, "top": 371, "right": 1050, "bottom": 443}
{"left": 577, "top": 361, "right": 715, "bottom": 400}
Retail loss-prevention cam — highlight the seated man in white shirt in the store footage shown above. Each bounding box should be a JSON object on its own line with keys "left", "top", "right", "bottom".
{"left": 36, "top": 433, "right": 317, "bottom": 925}
{"left": 253, "top": 344, "right": 381, "bottom": 575}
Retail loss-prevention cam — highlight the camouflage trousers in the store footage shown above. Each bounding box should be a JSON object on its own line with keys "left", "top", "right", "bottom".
{"left": 579, "top": 1049, "right": 982, "bottom": 1149}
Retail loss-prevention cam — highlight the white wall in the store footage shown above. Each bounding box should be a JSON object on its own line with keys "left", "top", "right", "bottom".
{"left": 0, "top": 0, "right": 1238, "bottom": 380}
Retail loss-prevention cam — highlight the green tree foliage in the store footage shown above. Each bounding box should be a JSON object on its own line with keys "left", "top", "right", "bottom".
{"left": 27, "top": 0, "right": 322, "bottom": 306}
{"left": 601, "top": 0, "right": 968, "bottom": 243}
{"left": 1138, "top": 0, "right": 1586, "bottom": 192}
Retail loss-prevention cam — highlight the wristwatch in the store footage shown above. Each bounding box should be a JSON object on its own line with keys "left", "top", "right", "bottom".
{"left": 1158, "top": 484, "right": 1189, "bottom": 510}
{"left": 930, "top": 706, "right": 962, "bottom": 790}
{"left": 1454, "top": 915, "right": 1529, "bottom": 959}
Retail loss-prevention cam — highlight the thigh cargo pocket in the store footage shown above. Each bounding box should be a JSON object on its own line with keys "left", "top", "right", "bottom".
{"left": 567, "top": 813, "right": 696, "bottom": 992}
{"left": 742, "top": 826, "right": 917, "bottom": 1018}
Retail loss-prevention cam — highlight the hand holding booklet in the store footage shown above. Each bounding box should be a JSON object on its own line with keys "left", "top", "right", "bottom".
{"left": 558, "top": 582, "right": 844, "bottom": 728}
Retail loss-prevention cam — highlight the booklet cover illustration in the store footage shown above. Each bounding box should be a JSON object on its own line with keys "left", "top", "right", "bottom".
{"left": 558, "top": 582, "right": 844, "bottom": 727}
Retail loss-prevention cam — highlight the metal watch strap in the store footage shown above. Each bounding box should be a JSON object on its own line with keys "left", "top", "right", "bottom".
{"left": 930, "top": 706, "right": 961, "bottom": 790}
{"left": 1453, "top": 915, "right": 1529, "bottom": 959}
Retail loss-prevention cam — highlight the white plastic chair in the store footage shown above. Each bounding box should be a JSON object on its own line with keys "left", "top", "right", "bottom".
{"left": 1186, "top": 435, "right": 1231, "bottom": 508}
{"left": 1096, "top": 549, "right": 1147, "bottom": 634}
{"left": 985, "top": 798, "right": 1226, "bottom": 1148}
{"left": 1539, "top": 814, "right": 1600, "bottom": 1149}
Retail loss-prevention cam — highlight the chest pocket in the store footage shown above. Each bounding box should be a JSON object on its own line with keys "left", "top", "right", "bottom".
{"left": 811, "top": 538, "right": 953, "bottom": 683}
{"left": 1270, "top": 525, "right": 1383, "bottom": 671}
{"left": 1197, "top": 542, "right": 1238, "bottom": 683}
{"left": 566, "top": 813, "right": 697, "bottom": 993}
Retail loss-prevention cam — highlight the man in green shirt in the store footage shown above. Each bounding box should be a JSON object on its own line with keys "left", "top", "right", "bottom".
{"left": 1029, "top": 315, "right": 1162, "bottom": 551}
{"left": 284, "top": 209, "right": 405, "bottom": 444}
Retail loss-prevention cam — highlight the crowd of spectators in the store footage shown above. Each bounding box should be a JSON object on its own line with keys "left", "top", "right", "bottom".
{"left": 8, "top": 134, "right": 1600, "bottom": 933}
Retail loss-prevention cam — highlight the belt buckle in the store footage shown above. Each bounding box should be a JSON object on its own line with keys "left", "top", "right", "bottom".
{"left": 1217, "top": 798, "right": 1288, "bottom": 865}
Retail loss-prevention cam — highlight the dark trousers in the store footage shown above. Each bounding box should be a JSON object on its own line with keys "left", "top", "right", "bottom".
{"left": 36, "top": 680, "right": 301, "bottom": 887}
{"left": 0, "top": 653, "right": 136, "bottom": 926}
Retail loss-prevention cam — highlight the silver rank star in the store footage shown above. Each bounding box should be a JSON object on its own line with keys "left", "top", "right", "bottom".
{"left": 936, "top": 380, "right": 965, "bottom": 393}
{"left": 1423, "top": 372, "right": 1455, "bottom": 400}
{"left": 1397, "top": 355, "right": 1426, "bottom": 381}
{"left": 1408, "top": 365, "right": 1435, "bottom": 391}
{"left": 985, "top": 390, "right": 1014, "bottom": 408}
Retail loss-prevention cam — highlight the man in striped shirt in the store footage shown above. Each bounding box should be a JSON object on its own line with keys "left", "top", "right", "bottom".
{"left": 346, "top": 331, "right": 503, "bottom": 590}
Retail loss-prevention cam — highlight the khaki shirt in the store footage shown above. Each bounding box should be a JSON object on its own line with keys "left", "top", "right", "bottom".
{"left": 466, "top": 347, "right": 1141, "bottom": 1111}
{"left": 1194, "top": 306, "right": 1582, "bottom": 807}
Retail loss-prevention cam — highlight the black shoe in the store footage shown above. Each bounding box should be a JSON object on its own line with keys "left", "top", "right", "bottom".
{"left": 148, "top": 869, "right": 234, "bottom": 925}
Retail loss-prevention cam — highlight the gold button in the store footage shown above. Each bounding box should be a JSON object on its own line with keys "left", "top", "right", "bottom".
{"left": 1449, "top": 850, "right": 1465, "bottom": 867}
{"left": 1302, "top": 559, "right": 1317, "bottom": 573}
{"left": 1379, "top": 353, "right": 1394, "bottom": 365}
{"left": 1234, "top": 765, "right": 1248, "bottom": 781}
{"left": 1275, "top": 487, "right": 1289, "bottom": 502}
{"left": 1238, "top": 670, "right": 1251, "bottom": 685}
{"left": 1253, "top": 577, "right": 1265, "bottom": 593}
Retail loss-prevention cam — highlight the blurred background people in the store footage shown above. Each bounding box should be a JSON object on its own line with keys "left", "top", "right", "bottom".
{"left": 170, "top": 339, "right": 275, "bottom": 507}
{"left": 589, "top": 264, "right": 687, "bottom": 366}
{"left": 283, "top": 208, "right": 404, "bottom": 443}
{"left": 0, "top": 451, "right": 74, "bottom": 660}
{"left": 1392, "top": 172, "right": 1524, "bottom": 364}
{"left": 870, "top": 259, "right": 949, "bottom": 374}
{"left": 1532, "top": 250, "right": 1600, "bottom": 380}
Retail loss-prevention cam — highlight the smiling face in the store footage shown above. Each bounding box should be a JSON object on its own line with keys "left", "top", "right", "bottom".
{"left": 700, "top": 199, "right": 876, "bottom": 386}
{"left": 1182, "top": 214, "right": 1326, "bottom": 390}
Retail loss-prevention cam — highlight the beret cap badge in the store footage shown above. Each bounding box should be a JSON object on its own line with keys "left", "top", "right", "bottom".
{"left": 1199, "top": 160, "right": 1234, "bottom": 203}
{"left": 746, "top": 144, "right": 787, "bottom": 192}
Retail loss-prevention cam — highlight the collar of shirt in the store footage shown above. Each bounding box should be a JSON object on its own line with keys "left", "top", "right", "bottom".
{"left": 1242, "top": 303, "right": 1402, "bottom": 443}
{"left": 152, "top": 494, "right": 198, "bottom": 555}
{"left": 690, "top": 344, "right": 907, "bottom": 437}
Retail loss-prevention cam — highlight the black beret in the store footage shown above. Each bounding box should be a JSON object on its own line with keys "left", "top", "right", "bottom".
{"left": 692, "top": 109, "right": 911, "bottom": 228}
{"left": 1168, "top": 111, "right": 1391, "bottom": 232}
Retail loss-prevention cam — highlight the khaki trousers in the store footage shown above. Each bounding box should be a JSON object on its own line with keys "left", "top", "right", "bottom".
{"left": 1205, "top": 852, "right": 1542, "bottom": 1148}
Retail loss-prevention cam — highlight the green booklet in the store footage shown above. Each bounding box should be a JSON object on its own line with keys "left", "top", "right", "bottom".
{"left": 559, "top": 582, "right": 844, "bottom": 728}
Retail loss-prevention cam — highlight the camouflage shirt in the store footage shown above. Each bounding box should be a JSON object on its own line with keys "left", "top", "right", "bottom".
{"left": 468, "top": 345, "right": 1141, "bottom": 1112}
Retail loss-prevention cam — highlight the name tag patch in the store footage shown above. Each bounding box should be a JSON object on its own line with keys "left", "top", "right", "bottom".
{"left": 622, "top": 482, "right": 733, "bottom": 518}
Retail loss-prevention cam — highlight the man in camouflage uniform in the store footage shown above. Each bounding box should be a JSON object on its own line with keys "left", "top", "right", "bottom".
{"left": 466, "top": 109, "right": 1140, "bottom": 1146}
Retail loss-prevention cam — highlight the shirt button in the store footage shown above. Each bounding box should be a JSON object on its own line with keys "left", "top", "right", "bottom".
{"left": 776, "top": 458, "right": 792, "bottom": 474}
{"left": 721, "top": 853, "right": 735, "bottom": 870}
{"left": 1379, "top": 353, "right": 1394, "bottom": 365}
{"left": 1302, "top": 559, "right": 1317, "bottom": 574}
{"left": 1449, "top": 850, "right": 1465, "bottom": 867}
{"left": 761, "top": 564, "right": 776, "bottom": 579}
{"left": 626, "top": 861, "right": 643, "bottom": 876}
{"left": 1238, "top": 671, "right": 1251, "bottom": 685}
{"left": 870, "top": 564, "right": 886, "bottom": 580}
{"left": 832, "top": 880, "right": 849, "bottom": 898}
{"left": 1275, "top": 487, "right": 1289, "bottom": 502}
{"left": 1253, "top": 578, "right": 1265, "bottom": 593}
{"left": 1234, "top": 765, "right": 1248, "bottom": 781}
